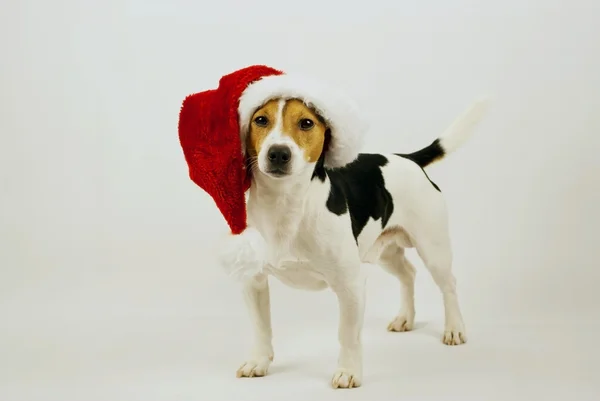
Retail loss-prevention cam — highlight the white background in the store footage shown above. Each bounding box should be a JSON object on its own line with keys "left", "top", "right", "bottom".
{"left": 1, "top": 0, "right": 599, "bottom": 400}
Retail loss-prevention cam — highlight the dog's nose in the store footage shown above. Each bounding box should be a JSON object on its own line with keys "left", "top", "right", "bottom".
{"left": 267, "top": 145, "right": 292, "bottom": 166}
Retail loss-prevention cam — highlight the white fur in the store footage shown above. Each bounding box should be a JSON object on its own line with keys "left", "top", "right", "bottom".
{"left": 216, "top": 227, "right": 267, "bottom": 281}
{"left": 234, "top": 99, "right": 489, "bottom": 388}
{"left": 238, "top": 73, "right": 368, "bottom": 168}
{"left": 438, "top": 97, "right": 490, "bottom": 155}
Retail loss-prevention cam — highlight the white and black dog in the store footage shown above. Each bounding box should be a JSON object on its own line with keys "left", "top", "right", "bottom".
{"left": 225, "top": 75, "right": 489, "bottom": 388}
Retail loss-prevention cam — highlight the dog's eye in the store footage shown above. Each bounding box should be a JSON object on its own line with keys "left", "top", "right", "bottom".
{"left": 254, "top": 116, "right": 268, "bottom": 127}
{"left": 299, "top": 118, "right": 314, "bottom": 130}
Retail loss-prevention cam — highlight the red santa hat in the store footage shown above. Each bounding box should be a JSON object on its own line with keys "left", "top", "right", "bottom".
{"left": 178, "top": 65, "right": 367, "bottom": 280}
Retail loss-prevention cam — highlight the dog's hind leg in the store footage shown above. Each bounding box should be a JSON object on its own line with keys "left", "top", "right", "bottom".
{"left": 415, "top": 232, "right": 467, "bottom": 346}
{"left": 378, "top": 244, "right": 417, "bottom": 332}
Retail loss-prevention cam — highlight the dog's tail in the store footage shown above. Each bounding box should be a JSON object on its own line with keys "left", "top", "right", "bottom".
{"left": 397, "top": 98, "right": 490, "bottom": 168}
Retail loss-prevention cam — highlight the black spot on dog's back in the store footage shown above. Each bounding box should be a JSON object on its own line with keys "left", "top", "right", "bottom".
{"left": 315, "top": 154, "right": 394, "bottom": 240}
{"left": 394, "top": 154, "right": 441, "bottom": 192}
{"left": 396, "top": 138, "right": 445, "bottom": 168}
{"left": 395, "top": 139, "right": 443, "bottom": 192}
{"left": 326, "top": 177, "right": 347, "bottom": 215}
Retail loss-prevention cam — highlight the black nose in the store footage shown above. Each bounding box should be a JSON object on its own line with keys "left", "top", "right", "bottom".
{"left": 267, "top": 145, "right": 292, "bottom": 166}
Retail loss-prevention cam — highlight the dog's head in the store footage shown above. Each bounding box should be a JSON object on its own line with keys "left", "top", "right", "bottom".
{"left": 246, "top": 98, "right": 330, "bottom": 180}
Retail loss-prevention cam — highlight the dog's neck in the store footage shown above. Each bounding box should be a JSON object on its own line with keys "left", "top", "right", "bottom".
{"left": 247, "top": 167, "right": 317, "bottom": 264}
{"left": 250, "top": 169, "right": 313, "bottom": 201}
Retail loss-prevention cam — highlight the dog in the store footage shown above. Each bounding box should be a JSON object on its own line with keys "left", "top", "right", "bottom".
{"left": 235, "top": 97, "right": 488, "bottom": 388}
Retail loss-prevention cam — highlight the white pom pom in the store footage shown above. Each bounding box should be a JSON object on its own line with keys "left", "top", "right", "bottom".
{"left": 216, "top": 227, "right": 267, "bottom": 281}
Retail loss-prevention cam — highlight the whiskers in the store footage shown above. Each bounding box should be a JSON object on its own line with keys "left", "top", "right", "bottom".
{"left": 246, "top": 155, "right": 260, "bottom": 173}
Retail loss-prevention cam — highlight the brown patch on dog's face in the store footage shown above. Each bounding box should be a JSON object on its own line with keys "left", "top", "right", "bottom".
{"left": 281, "top": 99, "right": 328, "bottom": 163}
{"left": 246, "top": 98, "right": 329, "bottom": 179}
{"left": 246, "top": 99, "right": 280, "bottom": 158}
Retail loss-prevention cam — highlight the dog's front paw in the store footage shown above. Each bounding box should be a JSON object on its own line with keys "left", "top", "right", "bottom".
{"left": 387, "top": 311, "right": 415, "bottom": 332}
{"left": 236, "top": 356, "right": 273, "bottom": 378}
{"left": 331, "top": 368, "right": 362, "bottom": 389}
{"left": 443, "top": 327, "right": 467, "bottom": 345}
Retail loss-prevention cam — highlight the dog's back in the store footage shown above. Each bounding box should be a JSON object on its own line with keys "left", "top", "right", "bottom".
{"left": 311, "top": 98, "right": 490, "bottom": 262}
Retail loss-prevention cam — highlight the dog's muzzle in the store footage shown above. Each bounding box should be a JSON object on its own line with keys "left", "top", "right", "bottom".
{"left": 266, "top": 144, "right": 292, "bottom": 176}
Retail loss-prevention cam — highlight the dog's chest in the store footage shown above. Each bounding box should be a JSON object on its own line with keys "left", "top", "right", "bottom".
{"left": 249, "top": 195, "right": 314, "bottom": 254}
{"left": 265, "top": 260, "right": 328, "bottom": 291}
{"left": 257, "top": 213, "right": 315, "bottom": 262}
{"left": 253, "top": 209, "right": 329, "bottom": 290}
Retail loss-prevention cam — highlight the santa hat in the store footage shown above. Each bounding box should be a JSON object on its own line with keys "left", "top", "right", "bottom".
{"left": 178, "top": 65, "right": 367, "bottom": 281}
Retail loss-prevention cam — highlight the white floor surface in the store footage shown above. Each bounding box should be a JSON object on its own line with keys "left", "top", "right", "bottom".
{"left": 1, "top": 312, "right": 598, "bottom": 401}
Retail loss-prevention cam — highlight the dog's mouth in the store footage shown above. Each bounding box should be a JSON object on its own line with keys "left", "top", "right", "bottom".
{"left": 265, "top": 168, "right": 289, "bottom": 178}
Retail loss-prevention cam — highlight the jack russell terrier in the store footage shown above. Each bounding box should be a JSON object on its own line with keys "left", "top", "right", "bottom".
{"left": 234, "top": 93, "right": 489, "bottom": 388}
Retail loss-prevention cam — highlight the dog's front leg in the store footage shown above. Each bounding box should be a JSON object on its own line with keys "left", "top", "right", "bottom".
{"left": 329, "top": 269, "right": 366, "bottom": 389}
{"left": 236, "top": 273, "right": 274, "bottom": 378}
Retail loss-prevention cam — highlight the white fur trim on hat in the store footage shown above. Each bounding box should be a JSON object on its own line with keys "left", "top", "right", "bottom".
{"left": 216, "top": 226, "right": 267, "bottom": 281}
{"left": 238, "top": 74, "right": 368, "bottom": 168}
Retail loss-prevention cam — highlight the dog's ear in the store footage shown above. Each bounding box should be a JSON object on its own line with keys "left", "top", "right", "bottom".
{"left": 311, "top": 128, "right": 332, "bottom": 181}
{"left": 322, "top": 128, "right": 332, "bottom": 154}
